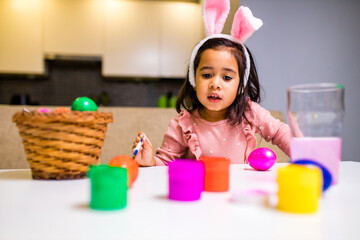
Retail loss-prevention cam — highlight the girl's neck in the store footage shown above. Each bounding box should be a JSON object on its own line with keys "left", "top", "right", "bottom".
{"left": 199, "top": 108, "right": 227, "bottom": 122}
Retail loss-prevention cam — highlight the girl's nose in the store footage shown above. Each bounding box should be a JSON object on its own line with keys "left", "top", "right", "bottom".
{"left": 209, "top": 76, "right": 221, "bottom": 90}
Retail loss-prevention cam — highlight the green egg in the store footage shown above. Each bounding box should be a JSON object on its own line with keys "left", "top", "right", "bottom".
{"left": 71, "top": 97, "right": 98, "bottom": 111}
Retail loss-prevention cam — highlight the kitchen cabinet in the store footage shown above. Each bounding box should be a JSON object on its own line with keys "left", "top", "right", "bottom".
{"left": 0, "top": 0, "right": 43, "bottom": 74}
{"left": 103, "top": 1, "right": 161, "bottom": 77}
{"left": 43, "top": 0, "right": 104, "bottom": 56}
{"left": 0, "top": 0, "right": 202, "bottom": 77}
{"left": 160, "top": 2, "right": 202, "bottom": 78}
{"left": 103, "top": 1, "right": 203, "bottom": 78}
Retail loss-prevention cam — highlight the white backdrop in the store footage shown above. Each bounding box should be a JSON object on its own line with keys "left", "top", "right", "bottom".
{"left": 233, "top": 0, "right": 360, "bottom": 162}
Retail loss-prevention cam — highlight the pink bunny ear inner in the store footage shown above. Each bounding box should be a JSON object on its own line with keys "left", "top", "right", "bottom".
{"left": 231, "top": 6, "right": 263, "bottom": 43}
{"left": 203, "top": 0, "right": 230, "bottom": 36}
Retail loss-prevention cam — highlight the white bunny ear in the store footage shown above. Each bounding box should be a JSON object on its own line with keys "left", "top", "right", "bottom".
{"left": 203, "top": 0, "right": 230, "bottom": 36}
{"left": 231, "top": 6, "right": 263, "bottom": 43}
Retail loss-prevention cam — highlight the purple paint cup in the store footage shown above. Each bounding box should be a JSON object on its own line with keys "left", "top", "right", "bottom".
{"left": 168, "top": 159, "right": 204, "bottom": 201}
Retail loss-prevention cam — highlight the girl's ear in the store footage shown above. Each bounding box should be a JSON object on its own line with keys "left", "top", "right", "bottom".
{"left": 231, "top": 6, "right": 263, "bottom": 43}
{"left": 203, "top": 0, "right": 230, "bottom": 36}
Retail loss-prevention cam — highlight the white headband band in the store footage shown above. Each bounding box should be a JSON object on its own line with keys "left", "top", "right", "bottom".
{"left": 188, "top": 34, "right": 250, "bottom": 92}
{"left": 188, "top": 0, "right": 262, "bottom": 93}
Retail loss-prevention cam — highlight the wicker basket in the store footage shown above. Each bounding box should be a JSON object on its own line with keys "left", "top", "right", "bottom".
{"left": 12, "top": 110, "right": 113, "bottom": 180}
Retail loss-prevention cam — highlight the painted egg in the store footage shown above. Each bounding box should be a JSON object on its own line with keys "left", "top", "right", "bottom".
{"left": 55, "top": 107, "right": 71, "bottom": 113}
{"left": 109, "top": 155, "right": 139, "bottom": 188}
{"left": 37, "top": 108, "right": 51, "bottom": 113}
{"left": 71, "top": 97, "right": 97, "bottom": 111}
{"left": 248, "top": 148, "right": 276, "bottom": 171}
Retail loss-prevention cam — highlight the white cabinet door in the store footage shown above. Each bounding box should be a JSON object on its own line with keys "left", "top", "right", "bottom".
{"left": 103, "top": 1, "right": 161, "bottom": 77}
{"left": 43, "top": 0, "right": 104, "bottom": 56}
{"left": 0, "top": 0, "right": 43, "bottom": 74}
{"left": 160, "top": 2, "right": 203, "bottom": 78}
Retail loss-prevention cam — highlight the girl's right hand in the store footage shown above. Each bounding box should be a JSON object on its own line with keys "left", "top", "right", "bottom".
{"left": 132, "top": 132, "right": 156, "bottom": 167}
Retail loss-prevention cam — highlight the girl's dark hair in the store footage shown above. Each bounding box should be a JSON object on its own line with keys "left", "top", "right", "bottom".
{"left": 176, "top": 38, "right": 261, "bottom": 126}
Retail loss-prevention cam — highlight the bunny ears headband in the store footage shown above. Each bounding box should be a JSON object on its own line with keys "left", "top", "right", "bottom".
{"left": 188, "top": 0, "right": 263, "bottom": 91}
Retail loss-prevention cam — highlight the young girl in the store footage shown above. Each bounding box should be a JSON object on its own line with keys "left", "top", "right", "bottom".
{"left": 133, "top": 1, "right": 291, "bottom": 166}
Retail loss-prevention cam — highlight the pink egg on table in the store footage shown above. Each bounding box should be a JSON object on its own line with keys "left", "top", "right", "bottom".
{"left": 248, "top": 148, "right": 276, "bottom": 171}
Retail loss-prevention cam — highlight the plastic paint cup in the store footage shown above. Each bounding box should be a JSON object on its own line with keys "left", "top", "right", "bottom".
{"left": 168, "top": 159, "right": 204, "bottom": 201}
{"left": 292, "top": 159, "right": 332, "bottom": 192}
{"left": 88, "top": 165, "right": 128, "bottom": 210}
{"left": 277, "top": 164, "right": 322, "bottom": 214}
{"left": 231, "top": 189, "right": 270, "bottom": 205}
{"left": 200, "top": 156, "right": 230, "bottom": 192}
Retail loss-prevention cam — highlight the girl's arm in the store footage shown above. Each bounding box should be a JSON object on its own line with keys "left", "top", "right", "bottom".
{"left": 133, "top": 114, "right": 189, "bottom": 166}
{"left": 153, "top": 130, "right": 188, "bottom": 166}
{"left": 251, "top": 103, "right": 291, "bottom": 156}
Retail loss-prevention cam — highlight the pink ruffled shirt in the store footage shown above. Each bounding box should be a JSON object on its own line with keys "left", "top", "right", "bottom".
{"left": 154, "top": 101, "right": 291, "bottom": 166}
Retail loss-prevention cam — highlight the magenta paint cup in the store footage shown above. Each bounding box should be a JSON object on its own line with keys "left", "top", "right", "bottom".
{"left": 168, "top": 159, "right": 204, "bottom": 201}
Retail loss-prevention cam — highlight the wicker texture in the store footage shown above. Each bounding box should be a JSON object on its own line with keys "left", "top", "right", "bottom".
{"left": 12, "top": 111, "right": 113, "bottom": 180}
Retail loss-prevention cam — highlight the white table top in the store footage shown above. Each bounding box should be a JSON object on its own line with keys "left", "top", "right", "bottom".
{"left": 0, "top": 162, "right": 359, "bottom": 240}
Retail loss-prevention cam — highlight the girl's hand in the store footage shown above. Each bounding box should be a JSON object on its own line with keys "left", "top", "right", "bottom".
{"left": 132, "top": 132, "right": 156, "bottom": 167}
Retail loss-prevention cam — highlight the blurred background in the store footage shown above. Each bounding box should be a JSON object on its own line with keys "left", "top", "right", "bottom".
{"left": 1, "top": 0, "right": 359, "bottom": 161}
{"left": 0, "top": 0, "right": 203, "bottom": 107}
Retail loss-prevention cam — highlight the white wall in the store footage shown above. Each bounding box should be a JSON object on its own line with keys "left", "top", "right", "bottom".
{"left": 241, "top": 0, "right": 360, "bottom": 162}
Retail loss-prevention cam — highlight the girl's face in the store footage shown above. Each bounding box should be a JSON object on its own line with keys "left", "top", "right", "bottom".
{"left": 195, "top": 48, "right": 240, "bottom": 121}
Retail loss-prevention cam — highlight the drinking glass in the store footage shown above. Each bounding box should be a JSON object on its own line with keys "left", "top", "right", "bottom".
{"left": 287, "top": 83, "right": 345, "bottom": 184}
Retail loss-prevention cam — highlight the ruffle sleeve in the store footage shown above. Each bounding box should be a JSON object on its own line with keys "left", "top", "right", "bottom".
{"left": 178, "top": 111, "right": 202, "bottom": 160}
{"left": 154, "top": 110, "right": 201, "bottom": 166}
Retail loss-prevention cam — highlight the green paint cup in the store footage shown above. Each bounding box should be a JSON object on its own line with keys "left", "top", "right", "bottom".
{"left": 88, "top": 165, "right": 128, "bottom": 210}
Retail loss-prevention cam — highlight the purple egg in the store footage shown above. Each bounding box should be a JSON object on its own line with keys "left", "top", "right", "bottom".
{"left": 248, "top": 148, "right": 276, "bottom": 171}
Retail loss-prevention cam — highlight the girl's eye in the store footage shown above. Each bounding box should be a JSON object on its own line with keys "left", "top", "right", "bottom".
{"left": 223, "top": 75, "right": 232, "bottom": 81}
{"left": 202, "top": 73, "right": 212, "bottom": 79}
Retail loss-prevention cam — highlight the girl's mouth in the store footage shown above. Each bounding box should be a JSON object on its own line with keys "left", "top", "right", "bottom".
{"left": 207, "top": 93, "right": 222, "bottom": 103}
